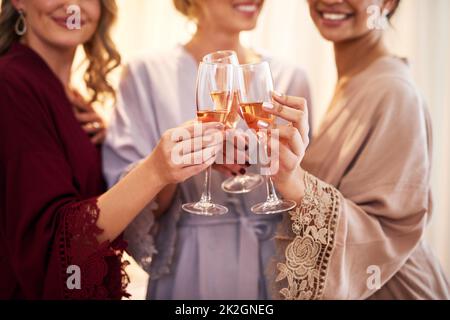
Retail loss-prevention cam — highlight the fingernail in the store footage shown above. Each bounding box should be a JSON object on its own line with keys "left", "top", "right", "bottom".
{"left": 272, "top": 91, "right": 284, "bottom": 98}
{"left": 257, "top": 120, "right": 269, "bottom": 129}
{"left": 239, "top": 168, "right": 246, "bottom": 175}
{"left": 262, "top": 102, "right": 274, "bottom": 110}
{"left": 204, "top": 135, "right": 213, "bottom": 142}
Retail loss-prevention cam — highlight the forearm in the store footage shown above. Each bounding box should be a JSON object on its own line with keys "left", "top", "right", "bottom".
{"left": 96, "top": 156, "right": 165, "bottom": 243}
{"left": 153, "top": 183, "right": 178, "bottom": 218}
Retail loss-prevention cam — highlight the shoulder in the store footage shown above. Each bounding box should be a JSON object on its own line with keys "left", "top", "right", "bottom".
{"left": 0, "top": 50, "right": 36, "bottom": 89}
{"left": 123, "top": 46, "right": 193, "bottom": 82}
{"left": 361, "top": 59, "right": 429, "bottom": 135}
{"left": 0, "top": 52, "right": 52, "bottom": 123}
{"left": 369, "top": 59, "right": 425, "bottom": 117}
{"left": 0, "top": 58, "right": 39, "bottom": 110}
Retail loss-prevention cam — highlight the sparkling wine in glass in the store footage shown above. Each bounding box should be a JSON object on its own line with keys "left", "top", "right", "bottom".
{"left": 237, "top": 61, "right": 297, "bottom": 214}
{"left": 203, "top": 50, "right": 264, "bottom": 194}
{"left": 182, "top": 62, "right": 234, "bottom": 216}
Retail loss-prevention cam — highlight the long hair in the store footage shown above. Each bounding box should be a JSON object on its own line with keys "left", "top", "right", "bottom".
{"left": 173, "top": 0, "right": 200, "bottom": 22}
{"left": 0, "top": 0, "right": 121, "bottom": 104}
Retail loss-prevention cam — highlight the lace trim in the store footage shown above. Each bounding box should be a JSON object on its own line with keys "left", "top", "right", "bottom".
{"left": 275, "top": 171, "right": 340, "bottom": 300}
{"left": 59, "top": 198, "right": 130, "bottom": 299}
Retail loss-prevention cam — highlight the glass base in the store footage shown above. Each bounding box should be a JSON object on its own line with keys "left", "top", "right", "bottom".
{"left": 182, "top": 201, "right": 228, "bottom": 216}
{"left": 221, "top": 173, "right": 264, "bottom": 194}
{"left": 251, "top": 199, "right": 297, "bottom": 215}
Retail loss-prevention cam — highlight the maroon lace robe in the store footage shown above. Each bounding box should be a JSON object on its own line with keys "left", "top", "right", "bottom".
{"left": 0, "top": 43, "right": 128, "bottom": 299}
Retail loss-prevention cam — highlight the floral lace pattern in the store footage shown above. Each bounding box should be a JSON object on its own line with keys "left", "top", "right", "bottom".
{"left": 275, "top": 171, "right": 340, "bottom": 300}
{"left": 59, "top": 198, "right": 130, "bottom": 299}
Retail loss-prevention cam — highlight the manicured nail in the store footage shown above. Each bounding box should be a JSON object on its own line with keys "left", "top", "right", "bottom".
{"left": 257, "top": 120, "right": 270, "bottom": 129}
{"left": 262, "top": 102, "right": 274, "bottom": 110}
{"left": 239, "top": 168, "right": 246, "bottom": 175}
{"left": 272, "top": 91, "right": 284, "bottom": 98}
{"left": 204, "top": 135, "right": 213, "bottom": 142}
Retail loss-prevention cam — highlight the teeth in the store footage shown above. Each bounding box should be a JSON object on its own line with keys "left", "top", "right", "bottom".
{"left": 322, "top": 13, "right": 348, "bottom": 21}
{"left": 235, "top": 5, "right": 257, "bottom": 13}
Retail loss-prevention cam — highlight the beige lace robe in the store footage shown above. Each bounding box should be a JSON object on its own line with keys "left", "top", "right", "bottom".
{"left": 272, "top": 56, "right": 450, "bottom": 300}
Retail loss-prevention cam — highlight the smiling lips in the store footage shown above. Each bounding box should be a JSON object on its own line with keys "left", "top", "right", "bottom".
{"left": 317, "top": 8, "right": 355, "bottom": 25}
{"left": 51, "top": 16, "right": 86, "bottom": 29}
{"left": 232, "top": 2, "right": 261, "bottom": 15}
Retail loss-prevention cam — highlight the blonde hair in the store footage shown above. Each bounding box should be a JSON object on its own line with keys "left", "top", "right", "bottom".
{"left": 173, "top": 0, "right": 200, "bottom": 21}
{"left": 0, "top": 0, "right": 121, "bottom": 104}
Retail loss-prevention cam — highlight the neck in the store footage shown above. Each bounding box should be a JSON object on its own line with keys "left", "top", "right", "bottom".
{"left": 21, "top": 35, "right": 76, "bottom": 90}
{"left": 334, "top": 31, "right": 389, "bottom": 80}
{"left": 185, "top": 25, "right": 252, "bottom": 64}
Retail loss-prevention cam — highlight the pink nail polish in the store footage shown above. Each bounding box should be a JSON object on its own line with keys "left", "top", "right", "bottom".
{"left": 272, "top": 91, "right": 284, "bottom": 98}
{"left": 257, "top": 120, "right": 269, "bottom": 128}
{"left": 262, "top": 102, "right": 274, "bottom": 110}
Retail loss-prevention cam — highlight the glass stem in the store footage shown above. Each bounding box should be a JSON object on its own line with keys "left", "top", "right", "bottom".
{"left": 265, "top": 176, "right": 280, "bottom": 203}
{"left": 199, "top": 166, "right": 212, "bottom": 204}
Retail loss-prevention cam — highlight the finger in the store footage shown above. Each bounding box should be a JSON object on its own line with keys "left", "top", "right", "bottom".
{"left": 182, "top": 154, "right": 217, "bottom": 178}
{"left": 83, "top": 122, "right": 104, "bottom": 134}
{"left": 178, "top": 131, "right": 223, "bottom": 154}
{"left": 276, "top": 125, "right": 304, "bottom": 156}
{"left": 272, "top": 92, "right": 307, "bottom": 111}
{"left": 171, "top": 122, "right": 224, "bottom": 142}
{"left": 257, "top": 116, "right": 309, "bottom": 148}
{"left": 73, "top": 101, "right": 94, "bottom": 113}
{"left": 262, "top": 101, "right": 306, "bottom": 127}
{"left": 180, "top": 144, "right": 220, "bottom": 168}
{"left": 75, "top": 111, "right": 101, "bottom": 123}
{"left": 277, "top": 143, "right": 300, "bottom": 170}
{"left": 91, "top": 131, "right": 106, "bottom": 145}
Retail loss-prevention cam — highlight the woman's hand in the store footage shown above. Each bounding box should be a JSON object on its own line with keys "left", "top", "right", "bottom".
{"left": 145, "top": 121, "right": 225, "bottom": 186}
{"left": 257, "top": 92, "right": 310, "bottom": 203}
{"left": 70, "top": 90, "right": 107, "bottom": 145}
{"left": 213, "top": 130, "right": 250, "bottom": 177}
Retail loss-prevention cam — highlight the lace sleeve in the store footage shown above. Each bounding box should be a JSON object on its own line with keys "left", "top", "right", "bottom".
{"left": 58, "top": 198, "right": 130, "bottom": 300}
{"left": 273, "top": 171, "right": 340, "bottom": 300}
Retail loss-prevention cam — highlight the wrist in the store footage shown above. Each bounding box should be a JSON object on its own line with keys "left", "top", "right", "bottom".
{"left": 142, "top": 154, "right": 167, "bottom": 190}
{"left": 275, "top": 166, "right": 306, "bottom": 204}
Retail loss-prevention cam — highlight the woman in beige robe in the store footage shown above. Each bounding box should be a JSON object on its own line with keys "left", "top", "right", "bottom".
{"left": 257, "top": 0, "right": 450, "bottom": 299}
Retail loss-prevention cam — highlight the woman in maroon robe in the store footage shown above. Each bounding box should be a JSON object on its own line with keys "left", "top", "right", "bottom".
{"left": 0, "top": 0, "right": 222, "bottom": 299}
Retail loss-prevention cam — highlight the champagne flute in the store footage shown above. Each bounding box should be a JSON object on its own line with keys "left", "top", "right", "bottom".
{"left": 182, "top": 62, "right": 234, "bottom": 216}
{"left": 237, "top": 61, "right": 297, "bottom": 214}
{"left": 203, "top": 51, "right": 264, "bottom": 194}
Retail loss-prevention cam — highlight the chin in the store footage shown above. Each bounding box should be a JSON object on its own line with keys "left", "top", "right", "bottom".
{"left": 235, "top": 21, "right": 258, "bottom": 32}
{"left": 317, "top": 29, "right": 349, "bottom": 43}
{"left": 46, "top": 34, "right": 92, "bottom": 49}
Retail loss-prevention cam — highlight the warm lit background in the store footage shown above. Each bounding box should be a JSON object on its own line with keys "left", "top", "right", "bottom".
{"left": 111, "top": 0, "right": 450, "bottom": 298}
{"left": 2, "top": 0, "right": 448, "bottom": 299}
